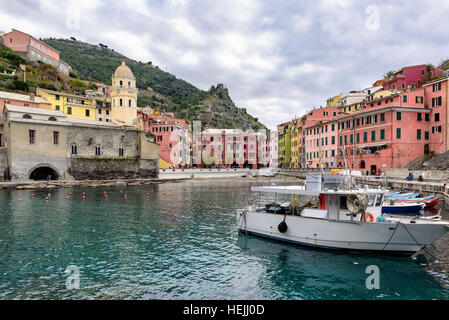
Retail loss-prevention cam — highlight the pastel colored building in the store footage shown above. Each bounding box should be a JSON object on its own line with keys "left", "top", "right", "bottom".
{"left": 365, "top": 89, "right": 397, "bottom": 103}
{"left": 257, "top": 131, "right": 270, "bottom": 168}
{"left": 85, "top": 88, "right": 112, "bottom": 123}
{"left": 140, "top": 111, "right": 191, "bottom": 168}
{"left": 0, "top": 90, "right": 52, "bottom": 149}
{"left": 36, "top": 88, "right": 96, "bottom": 120}
{"left": 290, "top": 120, "right": 301, "bottom": 168}
{"left": 305, "top": 119, "right": 339, "bottom": 168}
{"left": 268, "top": 130, "right": 278, "bottom": 168}
{"left": 110, "top": 62, "right": 138, "bottom": 128}
{"left": 382, "top": 65, "right": 444, "bottom": 91}
{"left": 3, "top": 29, "right": 71, "bottom": 75}
{"left": 335, "top": 91, "right": 367, "bottom": 113}
{"left": 0, "top": 90, "right": 52, "bottom": 114}
{"left": 94, "top": 96, "right": 112, "bottom": 123}
{"left": 277, "top": 121, "right": 292, "bottom": 168}
{"left": 422, "top": 77, "right": 449, "bottom": 155}
{"left": 193, "top": 129, "right": 258, "bottom": 168}
{"left": 303, "top": 107, "right": 340, "bottom": 168}
{"left": 326, "top": 95, "right": 341, "bottom": 108}
{"left": 336, "top": 88, "right": 431, "bottom": 173}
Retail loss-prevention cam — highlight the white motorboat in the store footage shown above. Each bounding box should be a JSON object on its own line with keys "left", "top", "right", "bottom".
{"left": 236, "top": 174, "right": 449, "bottom": 255}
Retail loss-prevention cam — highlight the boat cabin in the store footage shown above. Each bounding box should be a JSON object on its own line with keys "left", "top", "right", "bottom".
{"left": 251, "top": 174, "right": 387, "bottom": 222}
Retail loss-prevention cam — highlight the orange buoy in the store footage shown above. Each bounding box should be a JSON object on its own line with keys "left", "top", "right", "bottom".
{"left": 69, "top": 192, "right": 72, "bottom": 195}
{"left": 124, "top": 194, "right": 128, "bottom": 199}
{"left": 120, "top": 190, "right": 123, "bottom": 193}
{"left": 18, "top": 199, "right": 22, "bottom": 202}
{"left": 66, "top": 196, "right": 69, "bottom": 200}
{"left": 361, "top": 212, "right": 375, "bottom": 223}
{"left": 45, "top": 196, "right": 49, "bottom": 201}
{"left": 31, "top": 194, "right": 34, "bottom": 198}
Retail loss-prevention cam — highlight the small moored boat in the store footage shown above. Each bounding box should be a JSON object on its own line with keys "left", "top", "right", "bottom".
{"left": 236, "top": 174, "right": 449, "bottom": 255}
{"left": 381, "top": 202, "right": 425, "bottom": 215}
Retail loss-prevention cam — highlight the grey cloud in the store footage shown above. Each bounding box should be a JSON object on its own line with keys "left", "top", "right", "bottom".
{"left": 1, "top": 0, "right": 448, "bottom": 129}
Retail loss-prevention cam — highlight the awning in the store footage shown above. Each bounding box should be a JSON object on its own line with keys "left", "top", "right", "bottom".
{"left": 356, "top": 142, "right": 389, "bottom": 149}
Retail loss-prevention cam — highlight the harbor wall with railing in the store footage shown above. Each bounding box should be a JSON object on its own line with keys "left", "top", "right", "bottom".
{"left": 158, "top": 168, "right": 257, "bottom": 180}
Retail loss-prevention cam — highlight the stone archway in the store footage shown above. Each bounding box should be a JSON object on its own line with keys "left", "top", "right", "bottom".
{"left": 29, "top": 165, "right": 60, "bottom": 181}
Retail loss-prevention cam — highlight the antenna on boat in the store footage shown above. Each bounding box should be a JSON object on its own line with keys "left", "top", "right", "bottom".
{"left": 341, "top": 142, "right": 353, "bottom": 189}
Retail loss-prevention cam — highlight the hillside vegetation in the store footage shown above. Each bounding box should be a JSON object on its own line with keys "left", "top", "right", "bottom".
{"left": 42, "top": 38, "right": 265, "bottom": 131}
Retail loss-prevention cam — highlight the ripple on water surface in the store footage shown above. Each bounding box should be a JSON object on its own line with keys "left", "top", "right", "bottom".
{"left": 1, "top": 179, "right": 449, "bottom": 300}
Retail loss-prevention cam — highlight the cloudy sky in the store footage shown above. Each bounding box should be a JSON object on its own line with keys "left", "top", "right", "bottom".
{"left": 1, "top": 0, "right": 449, "bottom": 129}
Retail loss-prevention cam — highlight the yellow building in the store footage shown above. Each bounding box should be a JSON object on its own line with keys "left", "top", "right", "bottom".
{"left": 36, "top": 88, "right": 96, "bottom": 120}
{"left": 365, "top": 89, "right": 396, "bottom": 103}
{"left": 290, "top": 120, "right": 301, "bottom": 168}
{"left": 326, "top": 95, "right": 341, "bottom": 108}
{"left": 339, "top": 101, "right": 364, "bottom": 114}
{"left": 110, "top": 61, "right": 138, "bottom": 127}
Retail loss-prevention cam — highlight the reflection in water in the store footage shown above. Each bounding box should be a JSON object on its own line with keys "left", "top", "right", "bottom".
{"left": 0, "top": 179, "right": 448, "bottom": 300}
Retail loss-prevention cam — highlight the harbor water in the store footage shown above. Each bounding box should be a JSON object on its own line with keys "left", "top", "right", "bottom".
{"left": 1, "top": 178, "right": 449, "bottom": 300}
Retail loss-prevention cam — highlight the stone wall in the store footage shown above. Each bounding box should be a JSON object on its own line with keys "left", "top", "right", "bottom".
{"left": 385, "top": 168, "right": 449, "bottom": 180}
{"left": 66, "top": 125, "right": 158, "bottom": 180}
{"left": 9, "top": 156, "right": 68, "bottom": 181}
{"left": 67, "top": 126, "right": 140, "bottom": 159}
{"left": 0, "top": 147, "right": 7, "bottom": 181}
{"left": 69, "top": 158, "right": 157, "bottom": 180}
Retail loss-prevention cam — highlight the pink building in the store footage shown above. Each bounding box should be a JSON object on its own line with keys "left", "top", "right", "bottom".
{"left": 422, "top": 78, "right": 449, "bottom": 155}
{"left": 257, "top": 131, "right": 271, "bottom": 168}
{"left": 337, "top": 88, "right": 431, "bottom": 173}
{"left": 3, "top": 29, "right": 71, "bottom": 75}
{"left": 305, "top": 120, "right": 339, "bottom": 168}
{"left": 304, "top": 107, "right": 340, "bottom": 168}
{"left": 194, "top": 129, "right": 258, "bottom": 168}
{"left": 382, "top": 65, "right": 444, "bottom": 91}
{"left": 140, "top": 111, "right": 191, "bottom": 168}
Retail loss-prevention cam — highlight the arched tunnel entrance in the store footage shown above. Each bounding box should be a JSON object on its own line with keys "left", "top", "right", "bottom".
{"left": 29, "top": 166, "right": 59, "bottom": 181}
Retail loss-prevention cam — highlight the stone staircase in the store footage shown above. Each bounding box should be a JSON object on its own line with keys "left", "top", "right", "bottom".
{"left": 424, "top": 150, "right": 449, "bottom": 170}
{"left": 406, "top": 156, "right": 426, "bottom": 170}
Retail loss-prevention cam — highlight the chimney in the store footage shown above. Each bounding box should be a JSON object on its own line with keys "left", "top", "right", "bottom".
{"left": 29, "top": 93, "right": 35, "bottom": 101}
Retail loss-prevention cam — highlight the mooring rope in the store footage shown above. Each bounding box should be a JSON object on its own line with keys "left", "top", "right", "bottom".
{"left": 382, "top": 221, "right": 400, "bottom": 250}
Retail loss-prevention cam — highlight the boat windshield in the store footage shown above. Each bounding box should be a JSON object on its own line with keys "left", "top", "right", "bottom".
{"left": 368, "top": 195, "right": 375, "bottom": 207}
{"left": 375, "top": 194, "right": 383, "bottom": 206}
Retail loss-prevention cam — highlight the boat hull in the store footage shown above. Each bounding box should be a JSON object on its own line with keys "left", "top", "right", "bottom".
{"left": 381, "top": 205, "right": 423, "bottom": 214}
{"left": 236, "top": 211, "right": 449, "bottom": 254}
{"left": 425, "top": 197, "right": 439, "bottom": 208}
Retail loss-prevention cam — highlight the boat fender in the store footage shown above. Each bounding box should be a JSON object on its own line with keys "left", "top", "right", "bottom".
{"left": 278, "top": 221, "right": 288, "bottom": 233}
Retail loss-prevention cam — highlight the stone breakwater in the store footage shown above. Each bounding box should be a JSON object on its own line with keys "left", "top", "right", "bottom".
{"left": 0, "top": 178, "right": 163, "bottom": 191}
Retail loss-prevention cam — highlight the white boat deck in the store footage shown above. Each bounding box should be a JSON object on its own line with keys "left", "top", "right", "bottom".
{"left": 251, "top": 185, "right": 388, "bottom": 196}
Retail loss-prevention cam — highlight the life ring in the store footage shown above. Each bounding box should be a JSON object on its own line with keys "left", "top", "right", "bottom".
{"left": 361, "top": 212, "right": 375, "bottom": 223}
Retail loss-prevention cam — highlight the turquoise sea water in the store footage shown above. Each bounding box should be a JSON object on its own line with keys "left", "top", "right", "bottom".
{"left": 1, "top": 179, "right": 449, "bottom": 300}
